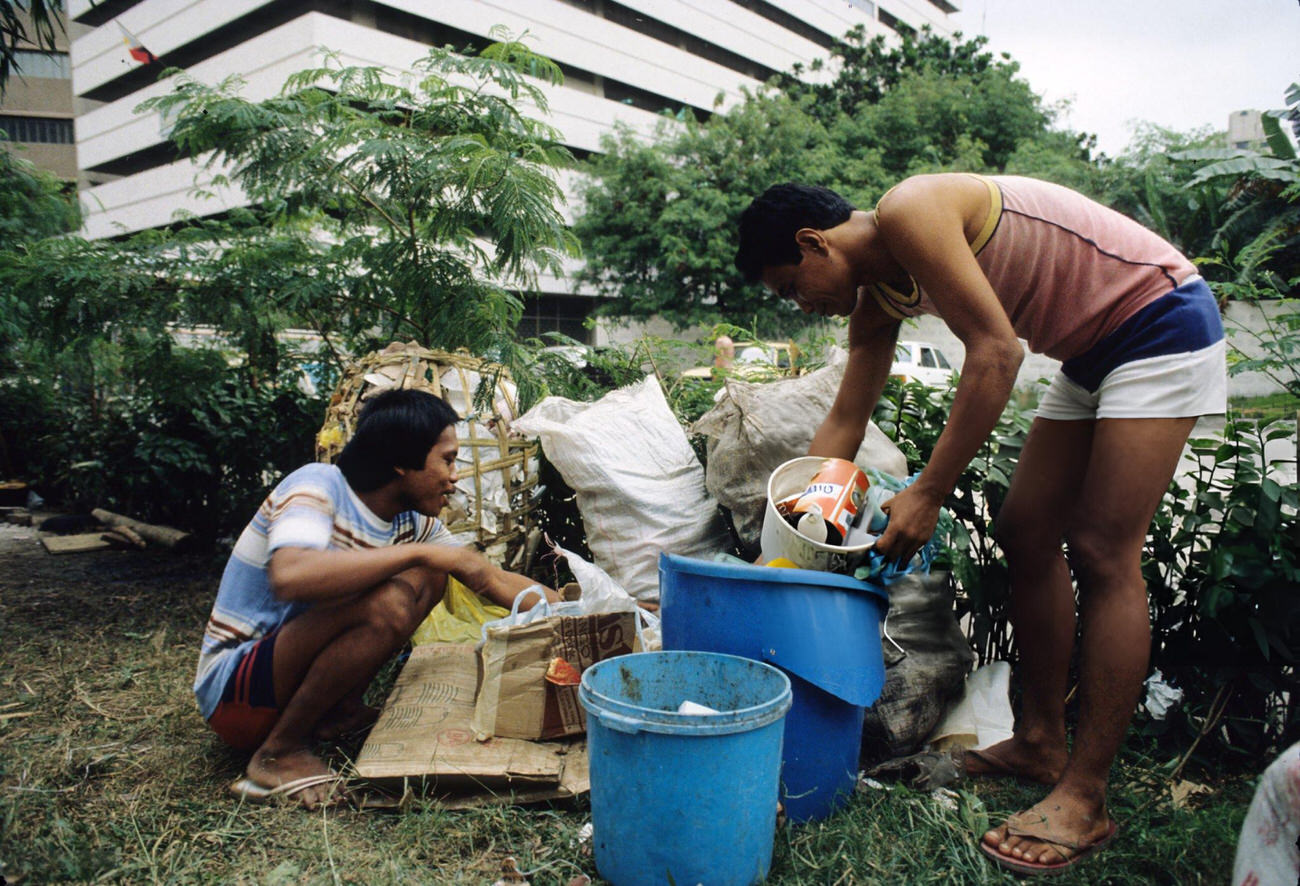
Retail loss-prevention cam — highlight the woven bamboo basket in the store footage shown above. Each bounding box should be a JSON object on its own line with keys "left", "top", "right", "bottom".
{"left": 316, "top": 341, "right": 539, "bottom": 569}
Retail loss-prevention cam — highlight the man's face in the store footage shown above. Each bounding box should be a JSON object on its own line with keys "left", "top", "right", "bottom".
{"left": 760, "top": 234, "right": 858, "bottom": 317}
{"left": 396, "top": 425, "right": 459, "bottom": 517}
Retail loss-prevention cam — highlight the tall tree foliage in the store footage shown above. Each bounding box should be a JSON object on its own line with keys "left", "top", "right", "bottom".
{"left": 0, "top": 37, "right": 579, "bottom": 530}
{"left": 139, "top": 38, "right": 579, "bottom": 378}
{"left": 574, "top": 25, "right": 1091, "bottom": 331}
{"left": 573, "top": 92, "right": 836, "bottom": 333}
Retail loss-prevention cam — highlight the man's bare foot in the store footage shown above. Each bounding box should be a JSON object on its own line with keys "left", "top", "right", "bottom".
{"left": 314, "top": 702, "right": 380, "bottom": 743}
{"left": 963, "top": 735, "right": 1067, "bottom": 786}
{"left": 245, "top": 746, "right": 342, "bottom": 809}
{"left": 981, "top": 790, "right": 1115, "bottom": 869}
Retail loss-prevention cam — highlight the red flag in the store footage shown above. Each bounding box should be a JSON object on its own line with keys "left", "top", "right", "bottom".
{"left": 115, "top": 21, "right": 158, "bottom": 65}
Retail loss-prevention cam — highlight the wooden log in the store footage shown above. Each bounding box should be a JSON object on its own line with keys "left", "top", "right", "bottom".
{"left": 91, "top": 509, "right": 196, "bottom": 551}
{"left": 101, "top": 526, "right": 147, "bottom": 549}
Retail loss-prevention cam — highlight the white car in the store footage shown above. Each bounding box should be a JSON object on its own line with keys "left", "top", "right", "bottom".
{"left": 891, "top": 340, "right": 955, "bottom": 387}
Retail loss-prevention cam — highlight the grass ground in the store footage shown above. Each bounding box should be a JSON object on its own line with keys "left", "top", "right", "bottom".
{"left": 0, "top": 526, "right": 1253, "bottom": 884}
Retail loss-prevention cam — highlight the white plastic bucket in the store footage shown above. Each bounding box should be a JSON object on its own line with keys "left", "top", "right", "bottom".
{"left": 760, "top": 456, "right": 876, "bottom": 573}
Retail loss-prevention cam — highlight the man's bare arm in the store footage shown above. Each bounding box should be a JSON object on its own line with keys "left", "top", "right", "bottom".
{"left": 872, "top": 176, "right": 1023, "bottom": 560}
{"left": 809, "top": 308, "right": 901, "bottom": 460}
{"left": 270, "top": 545, "right": 555, "bottom": 607}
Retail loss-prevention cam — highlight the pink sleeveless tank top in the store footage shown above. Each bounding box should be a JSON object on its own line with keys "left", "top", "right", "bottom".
{"left": 865, "top": 175, "right": 1197, "bottom": 361}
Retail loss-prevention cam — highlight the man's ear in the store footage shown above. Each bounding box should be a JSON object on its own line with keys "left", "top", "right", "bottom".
{"left": 794, "top": 227, "right": 829, "bottom": 257}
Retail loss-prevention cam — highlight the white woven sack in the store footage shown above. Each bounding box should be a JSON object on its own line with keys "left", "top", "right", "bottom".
{"left": 693, "top": 347, "right": 909, "bottom": 549}
{"left": 513, "top": 375, "right": 728, "bottom": 602}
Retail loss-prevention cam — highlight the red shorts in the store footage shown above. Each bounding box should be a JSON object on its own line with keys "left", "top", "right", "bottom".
{"left": 207, "top": 629, "right": 281, "bottom": 752}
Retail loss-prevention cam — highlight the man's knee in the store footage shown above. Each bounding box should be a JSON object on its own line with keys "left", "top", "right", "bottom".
{"left": 363, "top": 572, "right": 443, "bottom": 641}
{"left": 994, "top": 501, "right": 1059, "bottom": 557}
{"left": 1064, "top": 524, "right": 1139, "bottom": 590}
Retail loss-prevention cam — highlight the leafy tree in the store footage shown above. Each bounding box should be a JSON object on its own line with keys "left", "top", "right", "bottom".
{"left": 1174, "top": 83, "right": 1300, "bottom": 292}
{"left": 574, "top": 26, "right": 1091, "bottom": 329}
{"left": 0, "top": 36, "right": 581, "bottom": 531}
{"left": 776, "top": 24, "right": 1004, "bottom": 119}
{"left": 573, "top": 91, "right": 837, "bottom": 333}
{"left": 138, "top": 36, "right": 579, "bottom": 388}
{"left": 0, "top": 148, "right": 79, "bottom": 368}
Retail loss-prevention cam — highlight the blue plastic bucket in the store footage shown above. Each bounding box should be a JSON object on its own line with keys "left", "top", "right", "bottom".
{"left": 659, "top": 553, "right": 888, "bottom": 822}
{"left": 579, "top": 651, "right": 792, "bottom": 886}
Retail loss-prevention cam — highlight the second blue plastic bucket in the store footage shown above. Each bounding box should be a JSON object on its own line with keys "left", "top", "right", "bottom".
{"left": 659, "top": 553, "right": 888, "bottom": 823}
{"left": 579, "top": 651, "right": 792, "bottom": 886}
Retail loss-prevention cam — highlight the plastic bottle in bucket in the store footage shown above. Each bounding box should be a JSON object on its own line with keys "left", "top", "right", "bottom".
{"left": 776, "top": 458, "right": 869, "bottom": 546}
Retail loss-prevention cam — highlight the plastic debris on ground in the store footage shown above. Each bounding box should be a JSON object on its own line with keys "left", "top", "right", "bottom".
{"left": 1143, "top": 668, "right": 1183, "bottom": 719}
{"left": 927, "top": 661, "right": 1015, "bottom": 752}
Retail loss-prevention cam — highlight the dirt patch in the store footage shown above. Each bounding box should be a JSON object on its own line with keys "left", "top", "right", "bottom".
{"left": 0, "top": 518, "right": 218, "bottom": 638}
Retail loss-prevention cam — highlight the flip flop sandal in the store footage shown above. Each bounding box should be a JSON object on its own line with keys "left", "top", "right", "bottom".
{"left": 980, "top": 811, "right": 1119, "bottom": 876}
{"left": 961, "top": 746, "right": 1058, "bottom": 786}
{"left": 228, "top": 772, "right": 347, "bottom": 809}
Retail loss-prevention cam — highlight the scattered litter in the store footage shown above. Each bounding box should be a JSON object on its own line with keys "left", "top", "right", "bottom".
{"left": 857, "top": 776, "right": 890, "bottom": 791}
{"left": 931, "top": 787, "right": 960, "bottom": 811}
{"left": 865, "top": 749, "right": 962, "bottom": 791}
{"left": 577, "top": 822, "right": 593, "bottom": 844}
{"left": 491, "top": 857, "right": 529, "bottom": 886}
{"left": 545, "top": 656, "right": 582, "bottom": 687}
{"left": 1170, "top": 779, "right": 1213, "bottom": 809}
{"left": 677, "top": 700, "right": 720, "bottom": 715}
{"left": 1143, "top": 669, "right": 1183, "bottom": 720}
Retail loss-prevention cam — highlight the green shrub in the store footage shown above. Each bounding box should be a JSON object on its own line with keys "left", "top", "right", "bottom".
{"left": 1144, "top": 412, "right": 1299, "bottom": 761}
{"left": 0, "top": 349, "right": 322, "bottom": 539}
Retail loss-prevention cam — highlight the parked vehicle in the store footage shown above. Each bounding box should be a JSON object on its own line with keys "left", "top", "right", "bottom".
{"left": 891, "top": 340, "right": 955, "bottom": 387}
{"left": 681, "top": 339, "right": 802, "bottom": 381}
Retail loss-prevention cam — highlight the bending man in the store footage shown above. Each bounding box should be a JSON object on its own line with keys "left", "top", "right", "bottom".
{"left": 735, "top": 174, "right": 1225, "bottom": 873}
{"left": 194, "top": 389, "right": 555, "bottom": 809}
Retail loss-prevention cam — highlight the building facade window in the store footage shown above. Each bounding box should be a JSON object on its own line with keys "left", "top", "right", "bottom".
{"left": 0, "top": 115, "right": 75, "bottom": 144}
{"left": 13, "top": 50, "right": 71, "bottom": 79}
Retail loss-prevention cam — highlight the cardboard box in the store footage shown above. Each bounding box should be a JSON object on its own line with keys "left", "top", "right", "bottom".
{"left": 471, "top": 611, "right": 637, "bottom": 741}
{"left": 354, "top": 643, "right": 588, "bottom": 806}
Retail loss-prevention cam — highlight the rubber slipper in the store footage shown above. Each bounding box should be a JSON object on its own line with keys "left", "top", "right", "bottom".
{"left": 962, "top": 746, "right": 1058, "bottom": 786}
{"left": 228, "top": 772, "right": 346, "bottom": 809}
{"left": 980, "top": 816, "right": 1119, "bottom": 876}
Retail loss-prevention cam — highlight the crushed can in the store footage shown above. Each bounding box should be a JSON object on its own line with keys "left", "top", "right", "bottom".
{"left": 774, "top": 457, "right": 869, "bottom": 546}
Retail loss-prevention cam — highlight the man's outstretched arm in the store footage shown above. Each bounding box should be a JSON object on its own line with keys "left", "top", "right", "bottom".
{"left": 269, "top": 544, "right": 555, "bottom": 608}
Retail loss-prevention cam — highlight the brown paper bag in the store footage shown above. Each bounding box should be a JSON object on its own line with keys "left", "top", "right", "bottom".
{"left": 472, "top": 611, "right": 636, "bottom": 740}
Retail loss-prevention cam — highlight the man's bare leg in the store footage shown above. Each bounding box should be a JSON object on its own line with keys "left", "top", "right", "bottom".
{"left": 244, "top": 567, "right": 444, "bottom": 807}
{"left": 967, "top": 417, "right": 1094, "bottom": 784}
{"left": 985, "top": 416, "right": 1195, "bottom": 865}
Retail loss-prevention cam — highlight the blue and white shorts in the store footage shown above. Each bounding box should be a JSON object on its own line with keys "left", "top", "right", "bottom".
{"left": 1037, "top": 277, "right": 1226, "bottom": 421}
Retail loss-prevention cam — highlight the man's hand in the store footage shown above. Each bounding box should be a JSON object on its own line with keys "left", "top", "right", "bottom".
{"left": 872, "top": 484, "right": 941, "bottom": 565}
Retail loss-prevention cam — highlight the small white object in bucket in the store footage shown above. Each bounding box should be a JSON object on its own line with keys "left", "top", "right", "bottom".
{"left": 794, "top": 508, "right": 828, "bottom": 544}
{"left": 677, "top": 700, "right": 721, "bottom": 715}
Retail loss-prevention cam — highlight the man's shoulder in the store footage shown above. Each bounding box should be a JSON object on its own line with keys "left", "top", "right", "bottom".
{"left": 273, "top": 462, "right": 347, "bottom": 497}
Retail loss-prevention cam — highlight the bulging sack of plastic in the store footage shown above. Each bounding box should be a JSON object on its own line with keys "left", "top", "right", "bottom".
{"left": 513, "top": 375, "right": 728, "bottom": 602}
{"left": 860, "top": 570, "right": 975, "bottom": 764}
{"left": 694, "top": 347, "right": 908, "bottom": 554}
{"left": 553, "top": 543, "right": 661, "bottom": 651}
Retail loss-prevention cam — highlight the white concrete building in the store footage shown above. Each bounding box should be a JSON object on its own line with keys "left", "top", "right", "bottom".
{"left": 70, "top": 0, "right": 956, "bottom": 340}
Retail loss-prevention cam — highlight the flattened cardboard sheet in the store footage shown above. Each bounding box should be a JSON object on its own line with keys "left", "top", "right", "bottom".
{"left": 40, "top": 532, "right": 112, "bottom": 554}
{"left": 355, "top": 643, "right": 588, "bottom": 804}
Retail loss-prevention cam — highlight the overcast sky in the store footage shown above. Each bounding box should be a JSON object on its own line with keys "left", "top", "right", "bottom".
{"left": 947, "top": 0, "right": 1299, "bottom": 156}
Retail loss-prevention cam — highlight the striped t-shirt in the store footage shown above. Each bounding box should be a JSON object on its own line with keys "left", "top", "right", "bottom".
{"left": 193, "top": 462, "right": 453, "bottom": 719}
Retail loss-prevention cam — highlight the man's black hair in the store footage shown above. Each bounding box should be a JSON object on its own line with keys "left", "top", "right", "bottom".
{"left": 336, "top": 389, "right": 460, "bottom": 493}
{"left": 734, "top": 183, "right": 855, "bottom": 284}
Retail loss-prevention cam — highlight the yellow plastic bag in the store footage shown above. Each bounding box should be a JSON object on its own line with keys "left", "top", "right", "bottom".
{"left": 411, "top": 577, "right": 510, "bottom": 646}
